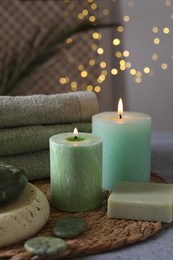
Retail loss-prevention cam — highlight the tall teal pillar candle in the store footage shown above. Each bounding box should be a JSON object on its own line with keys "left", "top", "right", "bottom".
{"left": 50, "top": 131, "right": 102, "bottom": 212}
{"left": 92, "top": 110, "right": 151, "bottom": 191}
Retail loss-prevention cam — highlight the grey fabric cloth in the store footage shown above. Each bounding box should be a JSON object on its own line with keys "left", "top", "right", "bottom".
{"left": 151, "top": 132, "right": 173, "bottom": 183}
{"left": 0, "top": 150, "right": 49, "bottom": 181}
{"left": 0, "top": 91, "right": 98, "bottom": 128}
{"left": 0, "top": 122, "right": 91, "bottom": 156}
{"left": 0, "top": 91, "right": 97, "bottom": 181}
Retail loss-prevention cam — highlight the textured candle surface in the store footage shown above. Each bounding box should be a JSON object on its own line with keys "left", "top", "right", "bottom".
{"left": 92, "top": 112, "right": 151, "bottom": 191}
{"left": 50, "top": 132, "right": 102, "bottom": 212}
{"left": 107, "top": 182, "right": 173, "bottom": 223}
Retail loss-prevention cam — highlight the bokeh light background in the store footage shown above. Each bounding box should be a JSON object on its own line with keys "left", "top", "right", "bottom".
{"left": 0, "top": 0, "right": 173, "bottom": 130}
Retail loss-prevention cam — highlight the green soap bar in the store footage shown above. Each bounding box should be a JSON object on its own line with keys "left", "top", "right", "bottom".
{"left": 53, "top": 215, "right": 86, "bottom": 239}
{"left": 24, "top": 236, "right": 67, "bottom": 256}
{"left": 107, "top": 181, "right": 173, "bottom": 223}
{"left": 0, "top": 162, "right": 27, "bottom": 205}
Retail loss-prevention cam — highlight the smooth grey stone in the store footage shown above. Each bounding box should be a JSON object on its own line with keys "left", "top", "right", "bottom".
{"left": 24, "top": 236, "right": 67, "bottom": 256}
{"left": 0, "top": 162, "right": 27, "bottom": 205}
{"left": 53, "top": 215, "right": 86, "bottom": 239}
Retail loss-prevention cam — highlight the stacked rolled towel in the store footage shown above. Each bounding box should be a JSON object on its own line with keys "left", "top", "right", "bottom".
{"left": 0, "top": 91, "right": 99, "bottom": 180}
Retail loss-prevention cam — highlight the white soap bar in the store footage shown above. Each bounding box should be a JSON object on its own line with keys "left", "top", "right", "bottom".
{"left": 0, "top": 183, "right": 50, "bottom": 248}
{"left": 107, "top": 182, "right": 173, "bottom": 223}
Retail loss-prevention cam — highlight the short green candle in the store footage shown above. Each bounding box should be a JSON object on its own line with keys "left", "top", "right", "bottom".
{"left": 49, "top": 132, "right": 102, "bottom": 212}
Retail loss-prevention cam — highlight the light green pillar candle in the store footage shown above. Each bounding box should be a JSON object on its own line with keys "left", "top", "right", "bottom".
{"left": 50, "top": 132, "right": 102, "bottom": 212}
{"left": 92, "top": 112, "right": 151, "bottom": 191}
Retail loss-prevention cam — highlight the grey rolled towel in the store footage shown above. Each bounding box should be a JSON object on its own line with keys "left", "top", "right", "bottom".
{"left": 0, "top": 122, "right": 91, "bottom": 156}
{"left": 0, "top": 91, "right": 98, "bottom": 128}
{"left": 0, "top": 150, "right": 50, "bottom": 181}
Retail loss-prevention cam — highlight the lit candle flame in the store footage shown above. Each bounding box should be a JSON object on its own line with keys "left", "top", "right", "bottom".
{"left": 118, "top": 98, "right": 123, "bottom": 119}
{"left": 73, "top": 127, "right": 78, "bottom": 139}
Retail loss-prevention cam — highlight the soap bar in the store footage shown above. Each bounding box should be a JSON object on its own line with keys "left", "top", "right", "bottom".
{"left": 107, "top": 182, "right": 173, "bottom": 223}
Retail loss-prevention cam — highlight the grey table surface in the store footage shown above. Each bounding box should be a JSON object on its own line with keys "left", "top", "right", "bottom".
{"left": 71, "top": 132, "right": 173, "bottom": 260}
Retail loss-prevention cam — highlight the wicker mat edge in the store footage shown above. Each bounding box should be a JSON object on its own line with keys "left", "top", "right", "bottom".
{"left": 0, "top": 173, "right": 168, "bottom": 260}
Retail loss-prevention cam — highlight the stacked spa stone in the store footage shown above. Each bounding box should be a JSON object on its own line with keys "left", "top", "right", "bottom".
{"left": 0, "top": 91, "right": 98, "bottom": 181}
{"left": 0, "top": 163, "right": 27, "bottom": 205}
{"left": 0, "top": 163, "right": 50, "bottom": 248}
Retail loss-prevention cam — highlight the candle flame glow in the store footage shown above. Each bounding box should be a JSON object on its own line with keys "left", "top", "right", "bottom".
{"left": 73, "top": 127, "right": 78, "bottom": 138}
{"left": 118, "top": 98, "right": 123, "bottom": 119}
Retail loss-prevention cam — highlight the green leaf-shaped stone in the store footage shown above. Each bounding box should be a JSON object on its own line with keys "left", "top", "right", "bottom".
{"left": 24, "top": 236, "right": 67, "bottom": 256}
{"left": 53, "top": 215, "right": 86, "bottom": 239}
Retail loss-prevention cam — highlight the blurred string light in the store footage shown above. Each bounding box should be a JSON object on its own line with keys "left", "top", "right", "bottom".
{"left": 109, "top": 0, "right": 172, "bottom": 85}
{"left": 165, "top": 0, "right": 172, "bottom": 6}
{"left": 124, "top": 15, "right": 130, "bottom": 22}
{"left": 61, "top": 0, "right": 173, "bottom": 91}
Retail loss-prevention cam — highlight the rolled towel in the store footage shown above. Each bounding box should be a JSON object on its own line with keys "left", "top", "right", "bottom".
{"left": 0, "top": 91, "right": 98, "bottom": 128}
{"left": 0, "top": 150, "right": 49, "bottom": 181}
{"left": 0, "top": 122, "right": 91, "bottom": 156}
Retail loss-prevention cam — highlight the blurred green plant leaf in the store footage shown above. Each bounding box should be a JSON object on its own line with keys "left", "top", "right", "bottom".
{"left": 0, "top": 20, "right": 119, "bottom": 95}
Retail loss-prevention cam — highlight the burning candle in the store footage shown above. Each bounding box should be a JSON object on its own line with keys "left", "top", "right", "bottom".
{"left": 49, "top": 129, "right": 103, "bottom": 212}
{"left": 92, "top": 99, "right": 151, "bottom": 191}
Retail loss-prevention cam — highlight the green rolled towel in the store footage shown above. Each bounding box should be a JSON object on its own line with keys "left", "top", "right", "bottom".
{"left": 0, "top": 91, "right": 98, "bottom": 128}
{"left": 0, "top": 122, "right": 91, "bottom": 156}
{"left": 0, "top": 150, "right": 49, "bottom": 181}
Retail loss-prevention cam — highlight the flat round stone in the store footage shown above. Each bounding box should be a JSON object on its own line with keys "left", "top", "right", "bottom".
{"left": 0, "top": 183, "right": 50, "bottom": 248}
{"left": 0, "top": 162, "right": 27, "bottom": 205}
{"left": 24, "top": 236, "right": 67, "bottom": 256}
{"left": 53, "top": 215, "right": 86, "bottom": 239}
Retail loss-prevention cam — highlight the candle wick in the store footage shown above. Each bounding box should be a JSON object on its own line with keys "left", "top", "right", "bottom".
{"left": 119, "top": 114, "right": 122, "bottom": 119}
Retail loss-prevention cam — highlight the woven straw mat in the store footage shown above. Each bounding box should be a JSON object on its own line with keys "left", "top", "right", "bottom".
{"left": 0, "top": 173, "right": 168, "bottom": 260}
